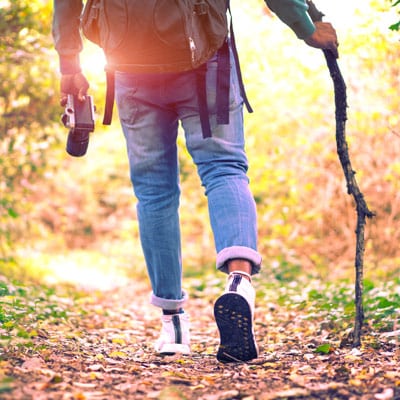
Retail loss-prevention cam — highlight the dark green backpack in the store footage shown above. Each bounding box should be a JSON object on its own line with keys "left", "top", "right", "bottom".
{"left": 82, "top": 0, "right": 229, "bottom": 73}
{"left": 81, "top": 0, "right": 251, "bottom": 136}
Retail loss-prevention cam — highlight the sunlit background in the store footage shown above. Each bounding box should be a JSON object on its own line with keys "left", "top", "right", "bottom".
{"left": 1, "top": 0, "right": 399, "bottom": 290}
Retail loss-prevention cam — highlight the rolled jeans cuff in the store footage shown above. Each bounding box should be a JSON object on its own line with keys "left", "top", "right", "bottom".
{"left": 150, "top": 290, "right": 188, "bottom": 310}
{"left": 216, "top": 246, "right": 262, "bottom": 275}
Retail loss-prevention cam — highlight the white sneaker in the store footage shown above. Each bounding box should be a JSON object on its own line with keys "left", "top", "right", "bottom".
{"left": 154, "top": 313, "right": 191, "bottom": 355}
{"left": 214, "top": 272, "right": 259, "bottom": 362}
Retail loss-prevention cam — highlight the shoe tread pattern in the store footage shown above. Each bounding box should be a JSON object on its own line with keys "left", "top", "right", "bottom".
{"left": 214, "top": 293, "right": 258, "bottom": 362}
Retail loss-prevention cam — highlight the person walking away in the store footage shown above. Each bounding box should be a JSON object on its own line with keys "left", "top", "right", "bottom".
{"left": 52, "top": 0, "right": 338, "bottom": 362}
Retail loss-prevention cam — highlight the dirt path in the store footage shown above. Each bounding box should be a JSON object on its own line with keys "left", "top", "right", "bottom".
{"left": 2, "top": 279, "right": 399, "bottom": 400}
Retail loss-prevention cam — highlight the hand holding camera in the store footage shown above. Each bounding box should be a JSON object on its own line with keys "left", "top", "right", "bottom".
{"left": 61, "top": 94, "right": 95, "bottom": 157}
{"left": 59, "top": 72, "right": 94, "bottom": 157}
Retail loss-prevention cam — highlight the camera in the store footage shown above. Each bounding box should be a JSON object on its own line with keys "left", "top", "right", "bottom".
{"left": 61, "top": 94, "right": 95, "bottom": 157}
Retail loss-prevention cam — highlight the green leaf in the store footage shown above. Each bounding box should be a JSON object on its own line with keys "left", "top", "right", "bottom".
{"left": 0, "top": 283, "right": 10, "bottom": 297}
{"left": 17, "top": 329, "right": 30, "bottom": 339}
{"left": 389, "top": 21, "right": 400, "bottom": 31}
{"left": 3, "top": 321, "right": 14, "bottom": 330}
{"left": 0, "top": 377, "right": 14, "bottom": 394}
{"left": 315, "top": 343, "right": 332, "bottom": 354}
{"left": 7, "top": 208, "right": 18, "bottom": 218}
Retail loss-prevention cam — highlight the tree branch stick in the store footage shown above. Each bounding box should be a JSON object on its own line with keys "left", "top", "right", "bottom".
{"left": 322, "top": 50, "right": 375, "bottom": 347}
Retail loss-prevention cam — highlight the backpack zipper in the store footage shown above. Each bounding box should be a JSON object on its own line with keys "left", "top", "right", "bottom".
{"left": 174, "top": 0, "right": 197, "bottom": 66}
{"left": 188, "top": 37, "right": 197, "bottom": 64}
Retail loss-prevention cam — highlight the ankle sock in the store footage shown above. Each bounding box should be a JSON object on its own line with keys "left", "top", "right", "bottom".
{"left": 162, "top": 308, "right": 184, "bottom": 315}
{"left": 229, "top": 270, "right": 252, "bottom": 282}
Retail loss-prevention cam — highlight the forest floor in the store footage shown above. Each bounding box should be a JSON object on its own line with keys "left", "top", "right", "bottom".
{"left": 0, "top": 269, "right": 399, "bottom": 400}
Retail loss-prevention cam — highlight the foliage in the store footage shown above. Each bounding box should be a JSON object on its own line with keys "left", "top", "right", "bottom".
{"left": 0, "top": 0, "right": 60, "bottom": 257}
{"left": 271, "top": 275, "right": 400, "bottom": 333}
{"left": 0, "top": 0, "right": 399, "bottom": 283}
{"left": 235, "top": 0, "right": 400, "bottom": 273}
{"left": 0, "top": 278, "right": 69, "bottom": 335}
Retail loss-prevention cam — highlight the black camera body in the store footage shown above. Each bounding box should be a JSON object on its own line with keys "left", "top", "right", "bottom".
{"left": 62, "top": 95, "right": 95, "bottom": 157}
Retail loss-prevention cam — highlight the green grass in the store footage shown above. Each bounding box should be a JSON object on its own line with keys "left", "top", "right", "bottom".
{"left": 0, "top": 271, "right": 85, "bottom": 357}
{"left": 264, "top": 273, "right": 400, "bottom": 334}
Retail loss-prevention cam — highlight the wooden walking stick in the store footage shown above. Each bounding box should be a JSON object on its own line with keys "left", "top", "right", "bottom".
{"left": 306, "top": 1, "right": 375, "bottom": 347}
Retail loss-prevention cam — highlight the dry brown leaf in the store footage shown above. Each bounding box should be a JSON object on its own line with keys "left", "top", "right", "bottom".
{"left": 260, "top": 388, "right": 310, "bottom": 399}
{"left": 20, "top": 357, "right": 46, "bottom": 371}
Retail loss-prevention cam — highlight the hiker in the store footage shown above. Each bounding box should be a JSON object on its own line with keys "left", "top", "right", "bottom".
{"left": 52, "top": 1, "right": 338, "bottom": 362}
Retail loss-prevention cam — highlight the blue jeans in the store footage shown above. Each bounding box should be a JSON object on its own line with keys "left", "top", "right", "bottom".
{"left": 115, "top": 49, "right": 262, "bottom": 310}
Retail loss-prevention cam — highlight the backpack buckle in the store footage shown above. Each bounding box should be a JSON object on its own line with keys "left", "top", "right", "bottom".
{"left": 194, "top": 1, "right": 209, "bottom": 15}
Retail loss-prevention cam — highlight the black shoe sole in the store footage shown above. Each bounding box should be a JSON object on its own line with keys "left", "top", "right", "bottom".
{"left": 214, "top": 293, "right": 258, "bottom": 363}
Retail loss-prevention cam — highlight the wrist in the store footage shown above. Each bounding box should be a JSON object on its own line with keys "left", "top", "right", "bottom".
{"left": 291, "top": 16, "right": 316, "bottom": 40}
{"left": 59, "top": 54, "right": 81, "bottom": 75}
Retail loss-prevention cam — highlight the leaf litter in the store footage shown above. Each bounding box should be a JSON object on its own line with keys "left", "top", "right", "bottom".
{"left": 0, "top": 274, "right": 399, "bottom": 399}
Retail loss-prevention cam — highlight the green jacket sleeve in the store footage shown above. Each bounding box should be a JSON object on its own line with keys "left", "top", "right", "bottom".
{"left": 52, "top": 0, "right": 84, "bottom": 74}
{"left": 265, "top": 0, "right": 315, "bottom": 39}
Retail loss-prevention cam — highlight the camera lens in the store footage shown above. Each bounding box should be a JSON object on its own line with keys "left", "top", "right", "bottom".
{"left": 66, "top": 129, "right": 90, "bottom": 157}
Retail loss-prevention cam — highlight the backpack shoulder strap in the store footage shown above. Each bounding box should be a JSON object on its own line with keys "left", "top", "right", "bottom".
{"left": 102, "top": 69, "right": 114, "bottom": 125}
{"left": 216, "top": 39, "right": 230, "bottom": 125}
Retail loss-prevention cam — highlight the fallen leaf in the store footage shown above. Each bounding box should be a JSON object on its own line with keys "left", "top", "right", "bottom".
{"left": 374, "top": 388, "right": 394, "bottom": 400}
{"left": 73, "top": 382, "right": 97, "bottom": 389}
{"left": 20, "top": 357, "right": 45, "bottom": 371}
{"left": 157, "top": 386, "right": 188, "bottom": 400}
{"left": 260, "top": 388, "right": 310, "bottom": 399}
{"left": 108, "top": 351, "right": 128, "bottom": 359}
{"left": 315, "top": 343, "right": 332, "bottom": 354}
{"left": 87, "top": 364, "right": 104, "bottom": 372}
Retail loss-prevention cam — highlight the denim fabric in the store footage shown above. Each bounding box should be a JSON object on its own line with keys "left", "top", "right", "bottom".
{"left": 115, "top": 49, "right": 262, "bottom": 308}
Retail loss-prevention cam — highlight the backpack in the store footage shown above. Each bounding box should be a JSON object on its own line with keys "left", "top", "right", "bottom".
{"left": 82, "top": 0, "right": 228, "bottom": 72}
{"left": 80, "top": 0, "right": 252, "bottom": 136}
